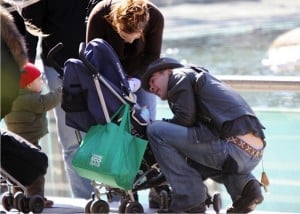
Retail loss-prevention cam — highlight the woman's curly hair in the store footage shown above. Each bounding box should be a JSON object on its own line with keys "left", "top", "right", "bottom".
{"left": 105, "top": 0, "right": 149, "bottom": 37}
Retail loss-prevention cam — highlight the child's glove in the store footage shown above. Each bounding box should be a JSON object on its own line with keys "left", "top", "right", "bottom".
{"left": 128, "top": 78, "right": 141, "bottom": 93}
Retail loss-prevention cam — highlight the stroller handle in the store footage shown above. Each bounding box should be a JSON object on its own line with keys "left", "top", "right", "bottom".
{"left": 47, "top": 42, "right": 64, "bottom": 77}
{"left": 79, "top": 42, "right": 98, "bottom": 75}
{"left": 78, "top": 42, "right": 130, "bottom": 104}
{"left": 78, "top": 42, "right": 86, "bottom": 59}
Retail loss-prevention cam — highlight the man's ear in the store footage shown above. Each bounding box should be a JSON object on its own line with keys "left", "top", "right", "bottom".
{"left": 167, "top": 69, "right": 172, "bottom": 75}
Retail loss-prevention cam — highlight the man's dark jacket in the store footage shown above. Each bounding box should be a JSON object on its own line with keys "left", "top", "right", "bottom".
{"left": 166, "top": 68, "right": 265, "bottom": 142}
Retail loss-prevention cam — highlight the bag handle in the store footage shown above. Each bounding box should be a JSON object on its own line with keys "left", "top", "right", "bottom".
{"left": 111, "top": 104, "right": 131, "bottom": 132}
{"left": 94, "top": 74, "right": 131, "bottom": 132}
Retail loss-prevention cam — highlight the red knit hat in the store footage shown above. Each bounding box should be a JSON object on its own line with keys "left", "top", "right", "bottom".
{"left": 20, "top": 63, "right": 42, "bottom": 88}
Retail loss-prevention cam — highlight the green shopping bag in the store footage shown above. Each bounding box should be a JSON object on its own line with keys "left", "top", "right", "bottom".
{"left": 72, "top": 104, "right": 148, "bottom": 190}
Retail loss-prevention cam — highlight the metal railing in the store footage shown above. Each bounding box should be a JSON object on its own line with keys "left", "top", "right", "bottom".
{"left": 218, "top": 75, "right": 300, "bottom": 91}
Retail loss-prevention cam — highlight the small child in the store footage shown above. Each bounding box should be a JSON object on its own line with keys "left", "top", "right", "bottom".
{"left": 5, "top": 62, "right": 62, "bottom": 207}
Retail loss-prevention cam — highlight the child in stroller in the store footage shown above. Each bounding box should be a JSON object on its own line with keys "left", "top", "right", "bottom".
{"left": 48, "top": 38, "right": 222, "bottom": 213}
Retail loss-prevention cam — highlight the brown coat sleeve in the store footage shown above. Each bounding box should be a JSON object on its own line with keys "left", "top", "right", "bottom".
{"left": 86, "top": 0, "right": 164, "bottom": 77}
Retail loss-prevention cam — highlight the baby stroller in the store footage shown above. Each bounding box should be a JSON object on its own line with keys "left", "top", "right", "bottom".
{"left": 47, "top": 38, "right": 222, "bottom": 213}
{"left": 0, "top": 130, "right": 48, "bottom": 213}
{"left": 47, "top": 38, "right": 171, "bottom": 213}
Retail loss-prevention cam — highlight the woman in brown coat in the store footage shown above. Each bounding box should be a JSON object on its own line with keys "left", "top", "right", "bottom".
{"left": 86, "top": 0, "right": 164, "bottom": 121}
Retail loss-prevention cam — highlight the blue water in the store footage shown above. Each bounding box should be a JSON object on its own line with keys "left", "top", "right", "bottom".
{"left": 251, "top": 110, "right": 300, "bottom": 212}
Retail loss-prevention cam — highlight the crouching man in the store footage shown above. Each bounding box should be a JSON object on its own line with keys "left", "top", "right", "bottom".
{"left": 141, "top": 57, "right": 266, "bottom": 213}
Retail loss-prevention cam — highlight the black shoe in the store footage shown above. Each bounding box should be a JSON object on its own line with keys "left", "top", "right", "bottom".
{"left": 227, "top": 179, "right": 264, "bottom": 213}
{"left": 156, "top": 202, "right": 206, "bottom": 213}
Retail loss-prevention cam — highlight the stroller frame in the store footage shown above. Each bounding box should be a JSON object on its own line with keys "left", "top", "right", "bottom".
{"left": 78, "top": 42, "right": 152, "bottom": 213}
{"left": 47, "top": 39, "right": 169, "bottom": 213}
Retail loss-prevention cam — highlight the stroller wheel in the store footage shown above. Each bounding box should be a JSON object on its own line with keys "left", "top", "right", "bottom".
{"left": 13, "top": 191, "right": 25, "bottom": 210}
{"left": 28, "top": 195, "right": 44, "bottom": 213}
{"left": 85, "top": 199, "right": 94, "bottom": 213}
{"left": 90, "top": 199, "right": 109, "bottom": 213}
{"left": 18, "top": 196, "right": 30, "bottom": 213}
{"left": 212, "top": 192, "right": 222, "bottom": 213}
{"left": 1, "top": 192, "right": 14, "bottom": 211}
{"left": 118, "top": 198, "right": 128, "bottom": 213}
{"left": 125, "top": 201, "right": 144, "bottom": 213}
{"left": 159, "top": 190, "right": 169, "bottom": 209}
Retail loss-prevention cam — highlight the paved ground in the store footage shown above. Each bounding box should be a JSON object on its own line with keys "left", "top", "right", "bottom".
{"left": 1, "top": 196, "right": 298, "bottom": 214}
